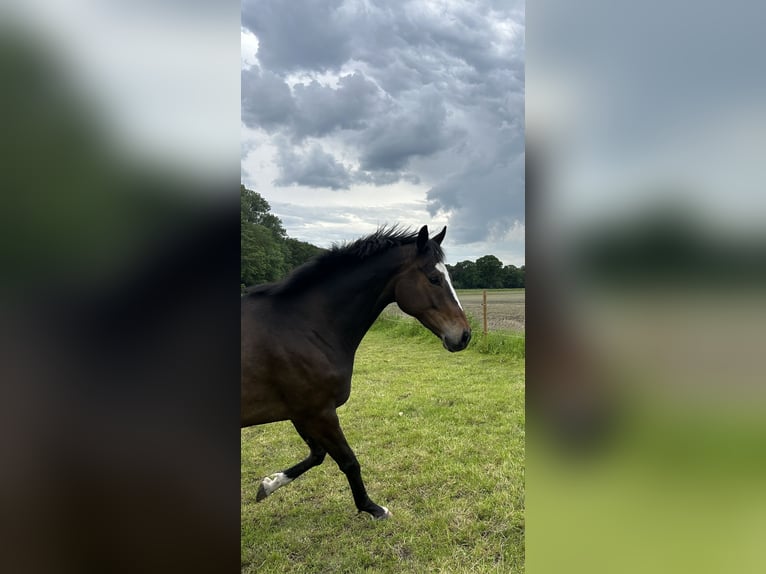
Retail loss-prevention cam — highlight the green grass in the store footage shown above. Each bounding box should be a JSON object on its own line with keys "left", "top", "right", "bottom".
{"left": 374, "top": 312, "right": 525, "bottom": 360}
{"left": 241, "top": 318, "right": 525, "bottom": 573}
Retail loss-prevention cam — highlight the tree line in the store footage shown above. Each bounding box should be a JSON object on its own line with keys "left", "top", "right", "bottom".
{"left": 241, "top": 185, "right": 524, "bottom": 290}
{"left": 445, "top": 256, "right": 524, "bottom": 289}
{"left": 241, "top": 185, "right": 323, "bottom": 288}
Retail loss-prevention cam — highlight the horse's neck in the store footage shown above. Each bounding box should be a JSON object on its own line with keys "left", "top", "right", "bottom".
{"left": 318, "top": 254, "right": 401, "bottom": 352}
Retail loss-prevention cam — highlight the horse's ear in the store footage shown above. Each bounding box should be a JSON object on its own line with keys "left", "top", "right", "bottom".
{"left": 417, "top": 225, "right": 429, "bottom": 253}
{"left": 433, "top": 226, "right": 447, "bottom": 245}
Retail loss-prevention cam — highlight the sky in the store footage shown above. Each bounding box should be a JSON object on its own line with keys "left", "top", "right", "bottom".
{"left": 241, "top": 0, "right": 525, "bottom": 266}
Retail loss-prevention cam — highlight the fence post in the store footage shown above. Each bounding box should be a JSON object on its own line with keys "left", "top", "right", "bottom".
{"left": 482, "top": 289, "right": 488, "bottom": 335}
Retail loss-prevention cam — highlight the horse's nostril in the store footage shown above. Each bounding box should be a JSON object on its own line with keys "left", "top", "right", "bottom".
{"left": 461, "top": 330, "right": 472, "bottom": 345}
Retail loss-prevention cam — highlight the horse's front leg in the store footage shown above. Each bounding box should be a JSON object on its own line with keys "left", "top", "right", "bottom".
{"left": 306, "top": 409, "right": 391, "bottom": 520}
{"left": 256, "top": 421, "right": 327, "bottom": 501}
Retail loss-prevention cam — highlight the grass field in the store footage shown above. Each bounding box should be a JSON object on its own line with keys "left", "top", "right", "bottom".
{"left": 241, "top": 318, "right": 525, "bottom": 573}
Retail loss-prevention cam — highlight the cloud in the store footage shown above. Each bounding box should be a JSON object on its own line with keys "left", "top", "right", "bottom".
{"left": 241, "top": 67, "right": 386, "bottom": 140}
{"left": 357, "top": 88, "right": 452, "bottom": 171}
{"left": 241, "top": 0, "right": 525, "bottom": 249}
{"left": 427, "top": 152, "right": 525, "bottom": 244}
{"left": 291, "top": 72, "right": 385, "bottom": 139}
{"left": 268, "top": 199, "right": 435, "bottom": 248}
{"left": 241, "top": 66, "right": 295, "bottom": 131}
{"left": 242, "top": 0, "right": 352, "bottom": 72}
{"left": 355, "top": 170, "right": 421, "bottom": 186}
{"left": 425, "top": 97, "right": 525, "bottom": 243}
{"left": 273, "top": 140, "right": 352, "bottom": 190}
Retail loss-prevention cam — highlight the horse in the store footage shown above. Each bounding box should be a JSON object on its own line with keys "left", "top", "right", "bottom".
{"left": 241, "top": 225, "right": 471, "bottom": 519}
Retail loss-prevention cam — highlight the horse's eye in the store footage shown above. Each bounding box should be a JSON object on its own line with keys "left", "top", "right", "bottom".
{"left": 428, "top": 275, "right": 441, "bottom": 286}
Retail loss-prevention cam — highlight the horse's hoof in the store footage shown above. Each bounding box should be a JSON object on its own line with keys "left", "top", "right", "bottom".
{"left": 256, "top": 472, "right": 292, "bottom": 502}
{"left": 373, "top": 506, "right": 392, "bottom": 520}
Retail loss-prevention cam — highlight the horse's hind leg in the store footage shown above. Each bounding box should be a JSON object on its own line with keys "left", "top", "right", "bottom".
{"left": 256, "top": 421, "right": 326, "bottom": 502}
{"left": 306, "top": 410, "right": 391, "bottom": 520}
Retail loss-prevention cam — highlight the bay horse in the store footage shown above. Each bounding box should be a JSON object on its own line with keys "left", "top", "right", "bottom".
{"left": 241, "top": 225, "right": 471, "bottom": 519}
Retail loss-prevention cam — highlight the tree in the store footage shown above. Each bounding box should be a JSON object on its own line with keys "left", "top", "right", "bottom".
{"left": 448, "top": 260, "right": 478, "bottom": 289}
{"left": 474, "top": 255, "right": 505, "bottom": 289}
{"left": 449, "top": 258, "right": 524, "bottom": 289}
{"left": 240, "top": 184, "right": 323, "bottom": 288}
{"left": 241, "top": 184, "right": 286, "bottom": 238}
{"left": 241, "top": 222, "right": 287, "bottom": 287}
{"left": 241, "top": 185, "right": 288, "bottom": 286}
{"left": 284, "top": 237, "right": 324, "bottom": 270}
{"left": 502, "top": 264, "right": 525, "bottom": 288}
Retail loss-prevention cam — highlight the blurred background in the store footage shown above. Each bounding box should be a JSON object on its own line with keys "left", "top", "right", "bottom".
{"left": 1, "top": 2, "right": 240, "bottom": 572}
{"left": 527, "top": 1, "right": 766, "bottom": 572}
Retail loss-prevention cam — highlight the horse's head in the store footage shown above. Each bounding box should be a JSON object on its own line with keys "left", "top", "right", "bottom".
{"left": 394, "top": 225, "right": 472, "bottom": 352}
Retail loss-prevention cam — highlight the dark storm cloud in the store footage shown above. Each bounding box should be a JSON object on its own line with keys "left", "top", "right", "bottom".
{"left": 426, "top": 90, "right": 525, "bottom": 241}
{"left": 241, "top": 66, "right": 295, "bottom": 131}
{"left": 242, "top": 0, "right": 524, "bottom": 242}
{"left": 427, "top": 151, "right": 525, "bottom": 243}
{"left": 355, "top": 170, "right": 421, "bottom": 186}
{"left": 241, "top": 0, "right": 352, "bottom": 71}
{"left": 241, "top": 68, "right": 387, "bottom": 140}
{"left": 291, "top": 72, "right": 386, "bottom": 139}
{"left": 357, "top": 88, "right": 451, "bottom": 171}
{"left": 273, "top": 140, "right": 352, "bottom": 190}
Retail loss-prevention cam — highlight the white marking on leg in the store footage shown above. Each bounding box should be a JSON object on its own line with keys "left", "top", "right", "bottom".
{"left": 260, "top": 472, "right": 293, "bottom": 497}
{"left": 436, "top": 262, "right": 463, "bottom": 310}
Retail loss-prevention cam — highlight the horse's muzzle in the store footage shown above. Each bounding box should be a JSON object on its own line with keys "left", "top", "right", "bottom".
{"left": 443, "top": 328, "right": 471, "bottom": 352}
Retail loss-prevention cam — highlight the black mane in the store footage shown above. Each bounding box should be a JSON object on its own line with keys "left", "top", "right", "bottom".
{"left": 329, "top": 225, "right": 442, "bottom": 260}
{"left": 245, "top": 225, "right": 444, "bottom": 297}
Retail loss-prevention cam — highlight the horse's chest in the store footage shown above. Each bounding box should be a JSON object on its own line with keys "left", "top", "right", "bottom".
{"left": 334, "top": 376, "right": 352, "bottom": 407}
{"left": 311, "top": 355, "right": 353, "bottom": 408}
{"left": 273, "top": 341, "right": 353, "bottom": 407}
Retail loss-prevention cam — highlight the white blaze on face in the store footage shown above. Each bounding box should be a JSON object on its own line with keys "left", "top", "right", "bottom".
{"left": 435, "top": 262, "right": 463, "bottom": 310}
